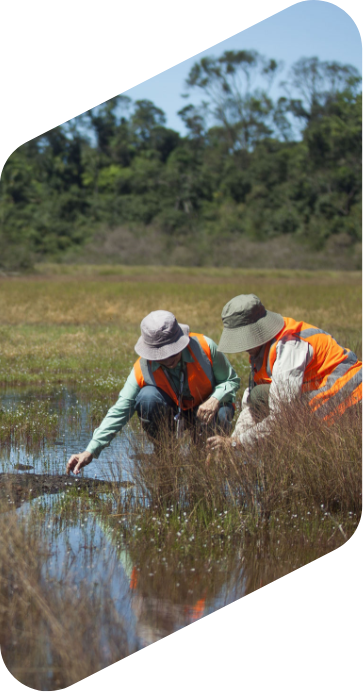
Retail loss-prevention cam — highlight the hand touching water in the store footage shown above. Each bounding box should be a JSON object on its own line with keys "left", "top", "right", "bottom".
{"left": 66, "top": 451, "right": 93, "bottom": 475}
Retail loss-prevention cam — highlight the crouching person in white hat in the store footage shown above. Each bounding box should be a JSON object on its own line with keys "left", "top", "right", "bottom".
{"left": 66, "top": 310, "right": 240, "bottom": 475}
{"left": 207, "top": 294, "right": 362, "bottom": 454}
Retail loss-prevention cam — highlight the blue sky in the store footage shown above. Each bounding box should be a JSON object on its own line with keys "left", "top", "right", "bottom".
{"left": 120, "top": 0, "right": 363, "bottom": 134}
{"left": 121, "top": 1, "right": 362, "bottom": 134}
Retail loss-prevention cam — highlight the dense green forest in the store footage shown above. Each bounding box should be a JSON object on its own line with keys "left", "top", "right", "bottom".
{"left": 0, "top": 52, "right": 361, "bottom": 270}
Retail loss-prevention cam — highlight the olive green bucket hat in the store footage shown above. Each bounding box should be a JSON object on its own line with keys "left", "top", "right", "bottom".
{"left": 218, "top": 294, "right": 284, "bottom": 353}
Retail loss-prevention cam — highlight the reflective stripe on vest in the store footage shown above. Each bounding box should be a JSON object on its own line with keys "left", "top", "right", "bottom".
{"left": 253, "top": 317, "right": 362, "bottom": 417}
{"left": 133, "top": 333, "right": 215, "bottom": 410}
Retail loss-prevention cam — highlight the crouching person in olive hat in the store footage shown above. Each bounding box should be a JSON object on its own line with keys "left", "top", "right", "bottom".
{"left": 67, "top": 310, "right": 240, "bottom": 475}
{"left": 207, "top": 294, "right": 362, "bottom": 453}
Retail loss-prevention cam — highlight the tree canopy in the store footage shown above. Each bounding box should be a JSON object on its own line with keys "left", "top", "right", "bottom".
{"left": 0, "top": 53, "right": 361, "bottom": 269}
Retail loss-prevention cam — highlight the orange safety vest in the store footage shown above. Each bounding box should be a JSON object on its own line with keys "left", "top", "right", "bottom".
{"left": 133, "top": 333, "right": 214, "bottom": 410}
{"left": 252, "top": 317, "right": 362, "bottom": 418}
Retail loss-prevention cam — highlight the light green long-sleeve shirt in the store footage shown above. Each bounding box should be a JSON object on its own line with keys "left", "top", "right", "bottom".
{"left": 86, "top": 335, "right": 240, "bottom": 458}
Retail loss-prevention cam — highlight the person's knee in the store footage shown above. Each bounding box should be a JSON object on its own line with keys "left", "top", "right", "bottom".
{"left": 136, "top": 386, "right": 162, "bottom": 411}
{"left": 135, "top": 387, "right": 175, "bottom": 423}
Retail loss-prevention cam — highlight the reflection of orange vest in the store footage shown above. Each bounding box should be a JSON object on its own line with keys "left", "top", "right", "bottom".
{"left": 130, "top": 566, "right": 138, "bottom": 590}
{"left": 253, "top": 317, "right": 362, "bottom": 417}
{"left": 130, "top": 564, "right": 206, "bottom": 622}
{"left": 184, "top": 597, "right": 206, "bottom": 622}
{"left": 134, "top": 333, "right": 214, "bottom": 410}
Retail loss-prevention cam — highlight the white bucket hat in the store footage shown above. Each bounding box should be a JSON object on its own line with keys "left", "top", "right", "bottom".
{"left": 135, "top": 310, "right": 190, "bottom": 360}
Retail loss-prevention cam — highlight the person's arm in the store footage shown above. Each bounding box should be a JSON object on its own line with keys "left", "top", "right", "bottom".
{"left": 86, "top": 370, "right": 140, "bottom": 458}
{"left": 66, "top": 369, "right": 140, "bottom": 474}
{"left": 197, "top": 336, "right": 240, "bottom": 424}
{"left": 232, "top": 338, "right": 313, "bottom": 446}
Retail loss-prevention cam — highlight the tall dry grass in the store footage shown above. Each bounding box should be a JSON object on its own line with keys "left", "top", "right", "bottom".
{"left": 0, "top": 507, "right": 136, "bottom": 690}
{"left": 131, "top": 400, "right": 362, "bottom": 520}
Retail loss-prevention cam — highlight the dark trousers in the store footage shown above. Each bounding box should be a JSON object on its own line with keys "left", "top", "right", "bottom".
{"left": 135, "top": 386, "right": 235, "bottom": 440}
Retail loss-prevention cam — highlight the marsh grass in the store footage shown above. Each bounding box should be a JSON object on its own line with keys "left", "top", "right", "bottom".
{"left": 0, "top": 269, "right": 361, "bottom": 390}
{"left": 121, "top": 503, "right": 352, "bottom": 603}
{"left": 0, "top": 399, "right": 59, "bottom": 447}
{"left": 130, "top": 398, "right": 361, "bottom": 521}
{"left": 0, "top": 500, "right": 136, "bottom": 690}
{"left": 0, "top": 393, "right": 360, "bottom": 689}
{"left": 0, "top": 268, "right": 361, "bottom": 686}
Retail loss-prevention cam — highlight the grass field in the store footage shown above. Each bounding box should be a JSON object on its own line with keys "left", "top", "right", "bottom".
{"left": 0, "top": 266, "right": 361, "bottom": 689}
{"left": 1, "top": 266, "right": 361, "bottom": 392}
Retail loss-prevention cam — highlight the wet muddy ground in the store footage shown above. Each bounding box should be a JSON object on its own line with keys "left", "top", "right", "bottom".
{"left": 0, "top": 472, "right": 133, "bottom": 507}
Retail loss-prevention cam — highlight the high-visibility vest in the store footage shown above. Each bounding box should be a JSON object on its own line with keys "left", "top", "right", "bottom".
{"left": 252, "top": 317, "right": 362, "bottom": 417}
{"left": 133, "top": 333, "right": 215, "bottom": 410}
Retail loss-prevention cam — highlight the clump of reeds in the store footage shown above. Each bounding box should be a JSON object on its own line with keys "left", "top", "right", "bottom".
{"left": 0, "top": 399, "right": 59, "bottom": 447}
{"left": 0, "top": 503, "right": 136, "bottom": 690}
{"left": 130, "top": 399, "right": 362, "bottom": 522}
{"left": 243, "top": 397, "right": 362, "bottom": 517}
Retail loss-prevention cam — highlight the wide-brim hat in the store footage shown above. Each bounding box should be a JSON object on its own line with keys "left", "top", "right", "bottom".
{"left": 135, "top": 310, "right": 190, "bottom": 360}
{"left": 218, "top": 294, "right": 284, "bottom": 353}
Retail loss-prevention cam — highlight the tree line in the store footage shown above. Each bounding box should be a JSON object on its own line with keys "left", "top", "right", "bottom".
{"left": 0, "top": 52, "right": 361, "bottom": 269}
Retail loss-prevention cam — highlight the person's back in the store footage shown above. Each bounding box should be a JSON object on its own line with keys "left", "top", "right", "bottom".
{"left": 252, "top": 315, "right": 362, "bottom": 418}
{"left": 207, "top": 294, "right": 362, "bottom": 453}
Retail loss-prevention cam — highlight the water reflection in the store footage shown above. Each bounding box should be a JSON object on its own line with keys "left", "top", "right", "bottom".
{"left": 0, "top": 386, "right": 142, "bottom": 482}
{"left": 0, "top": 387, "right": 352, "bottom": 667}
{"left": 15, "top": 493, "right": 246, "bottom": 650}
{"left": 1, "top": 384, "right": 247, "bottom": 655}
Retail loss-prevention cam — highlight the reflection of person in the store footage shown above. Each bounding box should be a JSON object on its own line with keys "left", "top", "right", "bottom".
{"left": 207, "top": 294, "right": 362, "bottom": 452}
{"left": 125, "top": 543, "right": 241, "bottom": 645}
{"left": 129, "top": 564, "right": 207, "bottom": 646}
{"left": 96, "top": 517, "right": 214, "bottom": 647}
{"left": 67, "top": 310, "right": 240, "bottom": 474}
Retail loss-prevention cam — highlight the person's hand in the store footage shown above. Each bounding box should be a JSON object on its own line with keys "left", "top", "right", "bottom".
{"left": 66, "top": 451, "right": 93, "bottom": 475}
{"left": 206, "top": 435, "right": 237, "bottom": 466}
{"left": 206, "top": 435, "right": 233, "bottom": 452}
{"left": 196, "top": 397, "right": 219, "bottom": 425}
